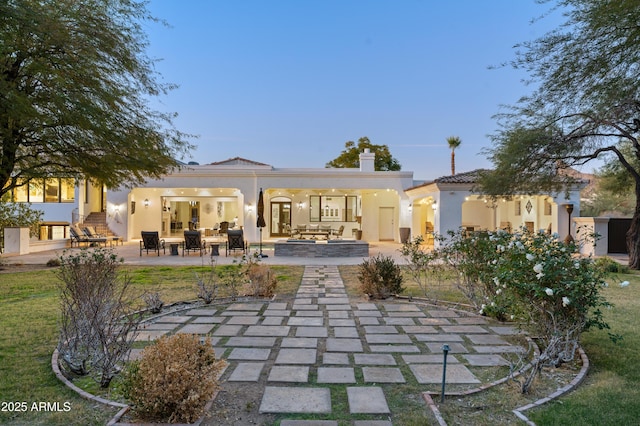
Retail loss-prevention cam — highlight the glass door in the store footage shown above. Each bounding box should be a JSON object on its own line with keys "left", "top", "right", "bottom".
{"left": 270, "top": 202, "right": 291, "bottom": 237}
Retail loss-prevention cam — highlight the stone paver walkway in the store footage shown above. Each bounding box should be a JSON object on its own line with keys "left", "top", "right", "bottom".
{"left": 132, "top": 265, "right": 523, "bottom": 424}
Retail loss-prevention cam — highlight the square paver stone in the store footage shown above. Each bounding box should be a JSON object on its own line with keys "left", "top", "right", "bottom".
{"left": 263, "top": 310, "right": 291, "bottom": 317}
{"left": 364, "top": 326, "right": 398, "bottom": 334}
{"left": 295, "top": 311, "right": 324, "bottom": 317}
{"left": 225, "top": 337, "right": 276, "bottom": 347}
{"left": 383, "top": 304, "right": 420, "bottom": 312}
{"left": 402, "top": 354, "right": 460, "bottom": 364}
{"left": 466, "top": 334, "right": 509, "bottom": 345}
{"left": 354, "top": 354, "right": 396, "bottom": 365}
{"left": 213, "top": 325, "right": 244, "bottom": 336}
{"left": 402, "top": 325, "right": 438, "bottom": 334}
{"left": 426, "top": 310, "right": 460, "bottom": 318}
{"left": 328, "top": 311, "right": 349, "bottom": 319}
{"left": 384, "top": 317, "right": 416, "bottom": 326}
{"left": 326, "top": 338, "right": 363, "bottom": 352}
{"left": 244, "top": 325, "right": 290, "bottom": 336}
{"left": 440, "top": 325, "right": 488, "bottom": 334}
{"left": 227, "top": 348, "right": 271, "bottom": 361}
{"left": 424, "top": 342, "right": 468, "bottom": 353}
{"left": 334, "top": 327, "right": 359, "bottom": 338}
{"left": 260, "top": 387, "right": 331, "bottom": 413}
{"left": 177, "top": 324, "right": 215, "bottom": 334}
{"left": 358, "top": 317, "right": 380, "bottom": 325}
{"left": 288, "top": 317, "right": 324, "bottom": 326}
{"left": 268, "top": 366, "right": 309, "bottom": 382}
{"left": 275, "top": 348, "right": 317, "bottom": 364}
{"left": 347, "top": 387, "right": 390, "bottom": 414}
{"left": 261, "top": 317, "right": 284, "bottom": 326}
{"left": 409, "top": 364, "right": 480, "bottom": 384}
{"left": 187, "top": 308, "right": 218, "bottom": 316}
{"left": 192, "top": 316, "right": 225, "bottom": 324}
{"left": 226, "top": 316, "right": 261, "bottom": 325}
{"left": 362, "top": 367, "right": 405, "bottom": 383}
{"left": 226, "top": 303, "right": 264, "bottom": 311}
{"left": 368, "top": 345, "right": 419, "bottom": 353}
{"left": 463, "top": 354, "right": 510, "bottom": 366}
{"left": 281, "top": 422, "right": 338, "bottom": 426}
{"left": 329, "top": 319, "right": 356, "bottom": 327}
{"left": 365, "top": 334, "right": 411, "bottom": 344}
{"left": 317, "top": 367, "right": 356, "bottom": 383}
{"left": 490, "top": 326, "right": 520, "bottom": 335}
{"left": 323, "top": 353, "right": 350, "bottom": 364}
{"left": 356, "top": 303, "right": 378, "bottom": 310}
{"left": 228, "top": 362, "right": 264, "bottom": 382}
{"left": 282, "top": 337, "right": 318, "bottom": 348}
{"left": 268, "top": 302, "right": 288, "bottom": 310}
{"left": 156, "top": 315, "right": 191, "bottom": 323}
{"left": 296, "top": 327, "right": 328, "bottom": 338}
{"left": 454, "top": 316, "right": 488, "bottom": 325}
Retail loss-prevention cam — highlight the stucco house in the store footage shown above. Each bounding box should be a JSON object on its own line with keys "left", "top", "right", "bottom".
{"left": 3, "top": 150, "right": 586, "bottom": 253}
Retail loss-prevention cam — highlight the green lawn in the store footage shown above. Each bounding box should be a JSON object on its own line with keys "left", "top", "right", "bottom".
{"left": 0, "top": 263, "right": 638, "bottom": 425}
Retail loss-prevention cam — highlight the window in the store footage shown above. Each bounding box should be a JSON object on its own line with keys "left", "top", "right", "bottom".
{"left": 28, "top": 180, "right": 43, "bottom": 202}
{"left": 9, "top": 178, "right": 75, "bottom": 203}
{"left": 60, "top": 178, "right": 75, "bottom": 202}
{"left": 544, "top": 199, "right": 552, "bottom": 215}
{"left": 515, "top": 200, "right": 521, "bottom": 216}
{"left": 45, "top": 178, "right": 59, "bottom": 202}
{"left": 309, "top": 195, "right": 359, "bottom": 222}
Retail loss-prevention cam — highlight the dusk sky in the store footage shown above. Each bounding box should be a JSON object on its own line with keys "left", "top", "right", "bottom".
{"left": 145, "top": 1, "right": 566, "bottom": 181}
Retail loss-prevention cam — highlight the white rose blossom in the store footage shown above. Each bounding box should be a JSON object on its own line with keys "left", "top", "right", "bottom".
{"left": 545, "top": 288, "right": 554, "bottom": 296}
{"left": 533, "top": 264, "right": 543, "bottom": 274}
{"left": 562, "top": 296, "right": 570, "bottom": 307}
{"left": 620, "top": 281, "right": 630, "bottom": 288}
{"left": 526, "top": 253, "right": 535, "bottom": 261}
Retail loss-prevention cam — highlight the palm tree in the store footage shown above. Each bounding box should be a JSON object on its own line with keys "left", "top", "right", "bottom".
{"left": 446, "top": 136, "right": 462, "bottom": 175}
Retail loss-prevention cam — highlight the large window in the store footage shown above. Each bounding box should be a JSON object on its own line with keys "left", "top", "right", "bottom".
{"left": 309, "top": 195, "right": 358, "bottom": 222}
{"left": 9, "top": 178, "right": 75, "bottom": 203}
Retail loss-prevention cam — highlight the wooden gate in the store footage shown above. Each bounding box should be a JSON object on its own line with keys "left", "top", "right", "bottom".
{"left": 608, "top": 218, "right": 631, "bottom": 254}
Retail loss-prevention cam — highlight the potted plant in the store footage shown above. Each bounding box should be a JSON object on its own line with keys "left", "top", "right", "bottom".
{"left": 355, "top": 216, "right": 363, "bottom": 240}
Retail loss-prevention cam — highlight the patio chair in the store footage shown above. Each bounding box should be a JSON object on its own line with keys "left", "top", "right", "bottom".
{"left": 331, "top": 225, "right": 345, "bottom": 239}
{"left": 70, "top": 225, "right": 107, "bottom": 247}
{"left": 140, "top": 231, "right": 166, "bottom": 256}
{"left": 182, "top": 230, "right": 206, "bottom": 256}
{"left": 225, "top": 229, "right": 248, "bottom": 256}
{"left": 82, "top": 225, "right": 106, "bottom": 238}
{"left": 219, "top": 221, "right": 229, "bottom": 235}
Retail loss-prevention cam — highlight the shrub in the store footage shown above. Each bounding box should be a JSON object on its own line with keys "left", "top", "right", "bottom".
{"left": 142, "top": 291, "right": 164, "bottom": 314}
{"left": 123, "top": 334, "right": 226, "bottom": 423}
{"left": 595, "top": 256, "right": 630, "bottom": 274}
{"left": 56, "top": 248, "right": 140, "bottom": 387}
{"left": 195, "top": 260, "right": 219, "bottom": 304}
{"left": 358, "top": 254, "right": 404, "bottom": 299}
{"left": 244, "top": 258, "right": 277, "bottom": 297}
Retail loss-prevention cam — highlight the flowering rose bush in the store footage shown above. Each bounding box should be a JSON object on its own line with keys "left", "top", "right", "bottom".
{"left": 403, "top": 227, "right": 617, "bottom": 393}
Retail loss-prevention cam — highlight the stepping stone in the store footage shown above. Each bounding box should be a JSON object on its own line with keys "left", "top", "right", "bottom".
{"left": 402, "top": 354, "right": 460, "bottom": 364}
{"left": 293, "top": 304, "right": 319, "bottom": 311}
{"left": 326, "top": 338, "right": 363, "bottom": 352}
{"left": 268, "top": 366, "right": 309, "bottom": 382}
{"left": 323, "top": 352, "right": 349, "bottom": 365}
{"left": 295, "top": 311, "right": 324, "bottom": 317}
{"left": 213, "top": 325, "right": 243, "bottom": 336}
{"left": 369, "top": 345, "right": 419, "bottom": 353}
{"left": 383, "top": 304, "right": 420, "bottom": 312}
{"left": 281, "top": 421, "right": 337, "bottom": 426}
{"left": 281, "top": 337, "right": 318, "bottom": 348}
{"left": 325, "top": 305, "right": 351, "bottom": 311}
{"left": 354, "top": 422, "right": 391, "bottom": 426}
{"left": 425, "top": 342, "right": 468, "bottom": 353}
{"left": 226, "top": 316, "right": 260, "bottom": 325}
{"left": 364, "top": 325, "right": 398, "bottom": 334}
{"left": 358, "top": 317, "right": 380, "bottom": 325}
{"left": 466, "top": 334, "right": 508, "bottom": 345}
{"left": 419, "top": 318, "right": 452, "bottom": 325}
{"left": 177, "top": 324, "right": 215, "bottom": 334}
{"left": 328, "top": 311, "right": 349, "bottom": 319}
{"left": 186, "top": 308, "right": 218, "bottom": 316}
{"left": 275, "top": 348, "right": 317, "bottom": 364}
{"left": 384, "top": 317, "right": 416, "bottom": 326}
{"left": 354, "top": 354, "right": 396, "bottom": 366}
{"left": 227, "top": 302, "right": 264, "bottom": 311}
{"left": 455, "top": 316, "right": 488, "bottom": 324}
{"left": 221, "top": 311, "right": 258, "bottom": 316}
{"left": 463, "top": 354, "right": 510, "bottom": 366}
{"left": 263, "top": 310, "right": 291, "bottom": 317}
{"left": 474, "top": 345, "right": 525, "bottom": 354}
{"left": 227, "top": 348, "right": 271, "bottom": 361}
{"left": 268, "top": 302, "right": 288, "bottom": 310}
{"left": 317, "top": 367, "right": 356, "bottom": 383}
{"left": 365, "top": 334, "right": 411, "bottom": 344}
{"left": 192, "top": 316, "right": 225, "bottom": 324}
{"left": 362, "top": 367, "right": 405, "bottom": 383}
{"left": 410, "top": 364, "right": 481, "bottom": 384}
{"left": 490, "top": 326, "right": 520, "bottom": 335}
{"left": 228, "top": 362, "right": 264, "bottom": 381}
{"left": 415, "top": 334, "right": 463, "bottom": 342}
{"left": 294, "top": 298, "right": 313, "bottom": 304}
{"left": 440, "top": 325, "right": 488, "bottom": 334}
{"left": 334, "top": 327, "right": 359, "bottom": 338}
{"left": 296, "top": 327, "right": 328, "bottom": 338}
{"left": 354, "top": 310, "right": 382, "bottom": 317}
{"left": 355, "top": 303, "right": 378, "bottom": 310}
{"left": 156, "top": 315, "right": 191, "bottom": 323}
{"left": 288, "top": 317, "right": 324, "bottom": 326}
{"left": 329, "top": 319, "right": 356, "bottom": 327}
{"left": 225, "top": 337, "right": 276, "bottom": 347}
{"left": 387, "top": 312, "right": 425, "bottom": 317}
{"left": 262, "top": 317, "right": 284, "bottom": 326}
{"left": 402, "top": 325, "right": 438, "bottom": 334}
{"left": 260, "top": 387, "right": 331, "bottom": 413}
{"left": 347, "top": 387, "right": 390, "bottom": 414}
{"left": 244, "top": 325, "right": 290, "bottom": 336}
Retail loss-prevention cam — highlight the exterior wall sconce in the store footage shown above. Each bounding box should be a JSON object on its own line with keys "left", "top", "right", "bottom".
{"left": 144, "top": 199, "right": 149, "bottom": 208}
{"left": 247, "top": 203, "right": 253, "bottom": 213}
{"left": 432, "top": 202, "right": 438, "bottom": 211}
{"left": 408, "top": 204, "right": 412, "bottom": 213}
{"left": 564, "top": 203, "right": 574, "bottom": 244}
{"left": 297, "top": 202, "right": 304, "bottom": 210}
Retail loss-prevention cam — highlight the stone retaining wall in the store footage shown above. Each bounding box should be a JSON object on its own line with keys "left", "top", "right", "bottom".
{"left": 274, "top": 240, "right": 369, "bottom": 257}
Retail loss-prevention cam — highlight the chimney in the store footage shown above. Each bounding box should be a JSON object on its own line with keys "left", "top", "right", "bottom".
{"left": 359, "top": 148, "right": 375, "bottom": 172}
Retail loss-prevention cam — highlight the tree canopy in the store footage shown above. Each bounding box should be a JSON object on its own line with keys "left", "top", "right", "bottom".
{"left": 478, "top": 0, "right": 640, "bottom": 268}
{"left": 0, "top": 0, "right": 192, "bottom": 200}
{"left": 326, "top": 137, "right": 401, "bottom": 171}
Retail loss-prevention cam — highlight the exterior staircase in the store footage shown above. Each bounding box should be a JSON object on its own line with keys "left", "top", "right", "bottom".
{"left": 82, "top": 212, "right": 118, "bottom": 237}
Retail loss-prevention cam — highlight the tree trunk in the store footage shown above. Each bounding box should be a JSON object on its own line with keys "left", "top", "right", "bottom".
{"left": 451, "top": 151, "right": 455, "bottom": 175}
{"left": 627, "top": 179, "right": 640, "bottom": 269}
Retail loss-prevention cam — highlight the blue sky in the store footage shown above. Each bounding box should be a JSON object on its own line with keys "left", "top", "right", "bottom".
{"left": 145, "top": 1, "right": 565, "bottom": 181}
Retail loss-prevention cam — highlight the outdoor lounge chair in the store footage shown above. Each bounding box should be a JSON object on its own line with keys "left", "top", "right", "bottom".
{"left": 70, "top": 225, "right": 107, "bottom": 247}
{"left": 182, "top": 230, "right": 206, "bottom": 256}
{"left": 225, "top": 229, "right": 248, "bottom": 256}
{"left": 331, "top": 225, "right": 345, "bottom": 239}
{"left": 82, "top": 225, "right": 106, "bottom": 238}
{"left": 140, "top": 231, "right": 166, "bottom": 256}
